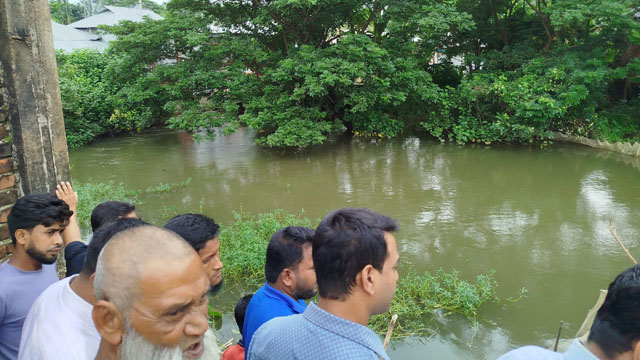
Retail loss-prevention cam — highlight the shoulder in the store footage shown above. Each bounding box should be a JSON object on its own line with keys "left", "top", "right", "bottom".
{"left": 65, "top": 241, "right": 87, "bottom": 254}
{"left": 497, "top": 346, "right": 563, "bottom": 360}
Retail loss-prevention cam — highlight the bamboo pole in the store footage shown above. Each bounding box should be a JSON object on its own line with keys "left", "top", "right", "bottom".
{"left": 553, "top": 320, "right": 563, "bottom": 351}
{"left": 609, "top": 220, "right": 637, "bottom": 265}
{"left": 383, "top": 314, "right": 398, "bottom": 350}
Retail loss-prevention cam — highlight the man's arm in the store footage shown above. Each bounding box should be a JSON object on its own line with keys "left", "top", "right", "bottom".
{"left": 56, "top": 182, "right": 82, "bottom": 247}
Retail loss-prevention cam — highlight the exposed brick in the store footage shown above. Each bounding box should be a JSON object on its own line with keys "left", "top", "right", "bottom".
{"left": 0, "top": 174, "right": 14, "bottom": 189}
{"left": 0, "top": 125, "right": 6, "bottom": 140}
{"left": 0, "top": 242, "right": 13, "bottom": 259}
{"left": 0, "top": 206, "right": 11, "bottom": 223}
{"left": 0, "top": 189, "right": 17, "bottom": 207}
{"left": 0, "top": 158, "right": 12, "bottom": 173}
{"left": 0, "top": 224, "right": 8, "bottom": 239}
{"left": 0, "top": 143, "right": 10, "bottom": 157}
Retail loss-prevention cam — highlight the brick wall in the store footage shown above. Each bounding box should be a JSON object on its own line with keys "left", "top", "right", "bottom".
{"left": 0, "top": 69, "right": 19, "bottom": 261}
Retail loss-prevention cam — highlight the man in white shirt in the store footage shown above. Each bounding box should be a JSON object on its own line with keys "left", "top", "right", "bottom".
{"left": 18, "top": 218, "right": 147, "bottom": 360}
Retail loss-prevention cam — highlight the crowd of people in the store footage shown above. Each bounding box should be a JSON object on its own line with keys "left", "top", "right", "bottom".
{"left": 0, "top": 182, "right": 639, "bottom": 360}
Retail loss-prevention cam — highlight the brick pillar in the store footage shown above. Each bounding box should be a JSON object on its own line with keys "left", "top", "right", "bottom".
{"left": 0, "top": 0, "right": 72, "bottom": 262}
{"left": 0, "top": 75, "right": 19, "bottom": 261}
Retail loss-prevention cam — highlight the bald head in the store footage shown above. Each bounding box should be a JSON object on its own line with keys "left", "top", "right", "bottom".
{"left": 94, "top": 225, "right": 201, "bottom": 313}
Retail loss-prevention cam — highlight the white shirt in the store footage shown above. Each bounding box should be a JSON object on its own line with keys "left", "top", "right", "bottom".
{"left": 18, "top": 275, "right": 101, "bottom": 360}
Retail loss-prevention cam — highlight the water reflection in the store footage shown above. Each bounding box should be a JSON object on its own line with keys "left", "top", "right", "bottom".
{"left": 70, "top": 129, "right": 640, "bottom": 359}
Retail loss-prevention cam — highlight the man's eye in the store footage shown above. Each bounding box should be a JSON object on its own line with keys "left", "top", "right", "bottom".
{"left": 168, "top": 309, "right": 183, "bottom": 317}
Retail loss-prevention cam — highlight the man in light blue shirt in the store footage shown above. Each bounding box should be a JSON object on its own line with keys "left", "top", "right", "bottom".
{"left": 248, "top": 208, "right": 400, "bottom": 360}
{"left": 498, "top": 264, "right": 640, "bottom": 360}
{"left": 242, "top": 226, "right": 317, "bottom": 353}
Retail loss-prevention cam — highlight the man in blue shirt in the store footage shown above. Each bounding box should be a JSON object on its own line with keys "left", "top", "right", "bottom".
{"left": 498, "top": 264, "right": 640, "bottom": 360}
{"left": 242, "top": 226, "right": 317, "bottom": 353}
{"left": 248, "top": 208, "right": 400, "bottom": 360}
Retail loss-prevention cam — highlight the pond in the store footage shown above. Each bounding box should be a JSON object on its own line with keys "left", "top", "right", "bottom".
{"left": 69, "top": 128, "right": 640, "bottom": 359}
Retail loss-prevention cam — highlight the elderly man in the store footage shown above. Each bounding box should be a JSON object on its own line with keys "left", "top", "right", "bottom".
{"left": 248, "top": 208, "right": 400, "bottom": 360}
{"left": 18, "top": 218, "right": 148, "bottom": 360}
{"left": 91, "top": 225, "right": 220, "bottom": 360}
{"left": 498, "top": 264, "right": 640, "bottom": 360}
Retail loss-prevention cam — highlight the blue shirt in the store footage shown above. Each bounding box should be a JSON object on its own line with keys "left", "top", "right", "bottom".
{"left": 498, "top": 340, "right": 599, "bottom": 360}
{"left": 242, "top": 282, "right": 306, "bottom": 354}
{"left": 0, "top": 262, "right": 58, "bottom": 360}
{"left": 247, "top": 302, "right": 390, "bottom": 360}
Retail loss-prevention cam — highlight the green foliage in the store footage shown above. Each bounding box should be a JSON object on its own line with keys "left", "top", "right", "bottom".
{"left": 218, "top": 210, "right": 313, "bottom": 283}
{"left": 49, "top": 0, "right": 84, "bottom": 24}
{"left": 145, "top": 178, "right": 192, "bottom": 193}
{"left": 74, "top": 181, "right": 141, "bottom": 229}
{"left": 369, "top": 268, "right": 521, "bottom": 338}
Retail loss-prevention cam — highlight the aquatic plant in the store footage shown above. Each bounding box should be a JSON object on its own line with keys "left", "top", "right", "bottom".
{"left": 219, "top": 210, "right": 313, "bottom": 283}
{"left": 74, "top": 181, "right": 140, "bottom": 229}
{"left": 369, "top": 268, "right": 522, "bottom": 338}
{"left": 145, "top": 178, "right": 192, "bottom": 193}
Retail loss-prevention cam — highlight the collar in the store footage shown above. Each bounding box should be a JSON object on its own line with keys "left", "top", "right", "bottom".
{"left": 263, "top": 282, "right": 307, "bottom": 314}
{"left": 303, "top": 302, "right": 390, "bottom": 360}
{"left": 564, "top": 340, "right": 600, "bottom": 360}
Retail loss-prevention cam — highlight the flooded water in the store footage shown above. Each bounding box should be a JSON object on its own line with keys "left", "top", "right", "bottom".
{"left": 70, "top": 128, "right": 640, "bottom": 359}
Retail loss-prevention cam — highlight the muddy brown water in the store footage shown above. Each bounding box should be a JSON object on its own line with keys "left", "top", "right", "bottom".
{"left": 70, "top": 128, "right": 640, "bottom": 359}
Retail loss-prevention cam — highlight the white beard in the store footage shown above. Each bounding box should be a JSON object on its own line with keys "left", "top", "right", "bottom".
{"left": 120, "top": 322, "right": 220, "bottom": 360}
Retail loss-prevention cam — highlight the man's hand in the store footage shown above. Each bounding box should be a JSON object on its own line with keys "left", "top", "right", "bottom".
{"left": 56, "top": 181, "right": 78, "bottom": 211}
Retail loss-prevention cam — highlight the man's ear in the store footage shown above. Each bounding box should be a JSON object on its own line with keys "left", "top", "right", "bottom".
{"left": 633, "top": 340, "right": 640, "bottom": 360}
{"left": 92, "top": 300, "right": 125, "bottom": 345}
{"left": 281, "top": 268, "right": 294, "bottom": 288}
{"left": 14, "top": 229, "right": 30, "bottom": 246}
{"left": 359, "top": 265, "right": 377, "bottom": 296}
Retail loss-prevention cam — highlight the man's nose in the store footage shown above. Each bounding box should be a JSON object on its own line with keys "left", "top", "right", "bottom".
{"left": 53, "top": 233, "right": 63, "bottom": 246}
{"left": 214, "top": 257, "right": 223, "bottom": 270}
{"left": 184, "top": 309, "right": 208, "bottom": 337}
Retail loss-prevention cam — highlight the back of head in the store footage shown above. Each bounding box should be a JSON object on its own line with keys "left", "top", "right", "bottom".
{"left": 164, "top": 213, "right": 220, "bottom": 251}
{"left": 82, "top": 218, "right": 149, "bottom": 276}
{"left": 93, "top": 225, "right": 197, "bottom": 313}
{"left": 588, "top": 264, "right": 640, "bottom": 357}
{"left": 91, "top": 201, "right": 135, "bottom": 232}
{"left": 8, "top": 193, "right": 73, "bottom": 245}
{"left": 235, "top": 294, "right": 254, "bottom": 335}
{"left": 313, "top": 208, "right": 398, "bottom": 300}
{"left": 265, "top": 226, "right": 315, "bottom": 283}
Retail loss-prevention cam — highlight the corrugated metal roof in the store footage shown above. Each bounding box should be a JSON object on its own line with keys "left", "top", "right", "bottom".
{"left": 69, "top": 5, "right": 163, "bottom": 29}
{"left": 51, "top": 21, "right": 109, "bottom": 52}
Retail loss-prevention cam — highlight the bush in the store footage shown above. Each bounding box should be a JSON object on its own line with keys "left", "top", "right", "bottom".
{"left": 74, "top": 181, "right": 141, "bottom": 229}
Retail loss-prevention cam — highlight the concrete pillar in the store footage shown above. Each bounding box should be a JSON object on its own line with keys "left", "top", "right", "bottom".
{"left": 0, "top": 0, "right": 71, "bottom": 196}
{"left": 0, "top": 0, "right": 72, "bottom": 264}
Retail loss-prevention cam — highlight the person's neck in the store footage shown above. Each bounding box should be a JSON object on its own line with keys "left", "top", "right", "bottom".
{"left": 269, "top": 281, "right": 297, "bottom": 300}
{"left": 70, "top": 273, "right": 96, "bottom": 305}
{"left": 93, "top": 340, "right": 119, "bottom": 360}
{"left": 583, "top": 340, "right": 615, "bottom": 360}
{"left": 317, "top": 296, "right": 370, "bottom": 326}
{"left": 8, "top": 250, "right": 43, "bottom": 271}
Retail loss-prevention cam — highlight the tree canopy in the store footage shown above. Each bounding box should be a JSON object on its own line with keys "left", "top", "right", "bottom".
{"left": 59, "top": 0, "right": 640, "bottom": 148}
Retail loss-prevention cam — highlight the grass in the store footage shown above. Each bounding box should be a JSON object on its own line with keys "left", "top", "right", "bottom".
{"left": 369, "top": 268, "right": 526, "bottom": 338}
{"left": 219, "top": 210, "right": 314, "bottom": 283}
{"left": 75, "top": 181, "right": 140, "bottom": 229}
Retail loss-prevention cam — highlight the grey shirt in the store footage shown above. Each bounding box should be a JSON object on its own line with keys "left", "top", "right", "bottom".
{"left": 247, "top": 302, "right": 390, "bottom": 360}
{"left": 0, "top": 262, "right": 58, "bottom": 360}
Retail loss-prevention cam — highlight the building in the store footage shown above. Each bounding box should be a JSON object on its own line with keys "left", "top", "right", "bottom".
{"left": 69, "top": 5, "right": 163, "bottom": 42}
{"left": 51, "top": 21, "right": 108, "bottom": 53}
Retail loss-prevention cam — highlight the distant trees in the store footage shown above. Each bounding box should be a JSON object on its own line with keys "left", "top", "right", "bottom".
{"left": 58, "top": 0, "right": 640, "bottom": 148}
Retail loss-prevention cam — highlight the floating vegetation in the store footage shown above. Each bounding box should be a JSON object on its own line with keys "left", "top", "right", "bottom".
{"left": 145, "top": 178, "right": 192, "bottom": 193}
{"left": 219, "top": 210, "right": 313, "bottom": 283}
{"left": 369, "top": 268, "right": 526, "bottom": 338}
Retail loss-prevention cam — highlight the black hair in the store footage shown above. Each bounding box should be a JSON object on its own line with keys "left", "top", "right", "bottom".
{"left": 90, "top": 201, "right": 135, "bottom": 232}
{"left": 8, "top": 193, "right": 74, "bottom": 245}
{"left": 82, "top": 218, "right": 149, "bottom": 275}
{"left": 588, "top": 264, "right": 640, "bottom": 357}
{"left": 163, "top": 213, "right": 220, "bottom": 251}
{"left": 312, "top": 208, "right": 398, "bottom": 300}
{"left": 265, "top": 226, "right": 315, "bottom": 283}
{"left": 235, "top": 294, "right": 253, "bottom": 336}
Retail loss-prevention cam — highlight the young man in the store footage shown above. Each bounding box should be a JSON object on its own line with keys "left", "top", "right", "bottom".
{"left": 18, "top": 218, "right": 148, "bottom": 360}
{"left": 164, "top": 214, "right": 224, "bottom": 290}
{"left": 247, "top": 208, "right": 400, "bottom": 360}
{"left": 222, "top": 294, "right": 254, "bottom": 360}
{"left": 0, "top": 193, "right": 73, "bottom": 360}
{"left": 92, "top": 226, "right": 220, "bottom": 360}
{"left": 498, "top": 264, "right": 640, "bottom": 360}
{"left": 242, "top": 226, "right": 317, "bottom": 352}
{"left": 64, "top": 198, "right": 137, "bottom": 277}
